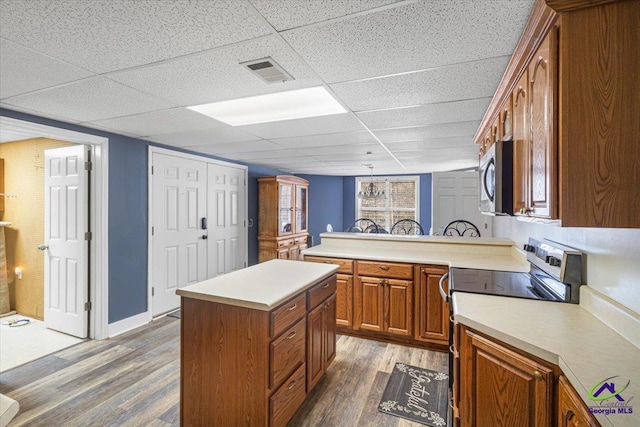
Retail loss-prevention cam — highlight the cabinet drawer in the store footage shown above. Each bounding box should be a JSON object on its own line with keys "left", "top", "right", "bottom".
{"left": 304, "top": 256, "right": 353, "bottom": 274}
{"left": 294, "top": 236, "right": 308, "bottom": 244}
{"left": 270, "top": 363, "right": 307, "bottom": 427}
{"left": 357, "top": 260, "right": 413, "bottom": 279}
{"left": 271, "top": 293, "right": 306, "bottom": 337}
{"left": 307, "top": 276, "right": 337, "bottom": 310}
{"left": 278, "top": 239, "right": 294, "bottom": 248}
{"left": 270, "top": 318, "right": 306, "bottom": 389}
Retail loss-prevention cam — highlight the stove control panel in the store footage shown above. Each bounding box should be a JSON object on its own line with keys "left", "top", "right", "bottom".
{"left": 525, "top": 238, "right": 583, "bottom": 291}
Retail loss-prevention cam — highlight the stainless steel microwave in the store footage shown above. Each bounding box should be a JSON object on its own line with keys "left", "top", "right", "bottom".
{"left": 479, "top": 140, "right": 513, "bottom": 215}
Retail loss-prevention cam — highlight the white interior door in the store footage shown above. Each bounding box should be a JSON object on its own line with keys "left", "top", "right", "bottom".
{"left": 44, "top": 145, "right": 89, "bottom": 338}
{"left": 432, "top": 171, "right": 491, "bottom": 236}
{"left": 151, "top": 153, "right": 207, "bottom": 316}
{"left": 206, "top": 164, "right": 246, "bottom": 277}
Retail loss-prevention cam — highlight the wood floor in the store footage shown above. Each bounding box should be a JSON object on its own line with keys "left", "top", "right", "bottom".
{"left": 0, "top": 316, "right": 448, "bottom": 426}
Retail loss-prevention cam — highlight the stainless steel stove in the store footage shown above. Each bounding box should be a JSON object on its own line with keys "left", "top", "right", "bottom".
{"left": 444, "top": 238, "right": 584, "bottom": 304}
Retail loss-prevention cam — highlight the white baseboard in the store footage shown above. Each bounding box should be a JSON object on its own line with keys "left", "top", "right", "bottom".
{"left": 107, "top": 311, "right": 150, "bottom": 338}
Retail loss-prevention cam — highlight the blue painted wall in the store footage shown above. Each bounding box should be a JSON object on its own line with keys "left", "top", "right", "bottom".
{"left": 298, "top": 175, "right": 343, "bottom": 247}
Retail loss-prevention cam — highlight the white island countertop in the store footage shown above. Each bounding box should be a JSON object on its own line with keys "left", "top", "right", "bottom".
{"left": 453, "top": 292, "right": 640, "bottom": 427}
{"left": 176, "top": 259, "right": 339, "bottom": 311}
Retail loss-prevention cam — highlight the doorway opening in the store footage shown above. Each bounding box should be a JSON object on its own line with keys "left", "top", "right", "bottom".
{"left": 0, "top": 115, "right": 108, "bottom": 370}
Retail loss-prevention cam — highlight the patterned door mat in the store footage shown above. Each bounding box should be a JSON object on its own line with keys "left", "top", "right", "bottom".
{"left": 378, "top": 363, "right": 449, "bottom": 426}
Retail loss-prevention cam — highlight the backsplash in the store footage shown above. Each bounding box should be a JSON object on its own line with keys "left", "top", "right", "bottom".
{"left": 493, "top": 217, "right": 640, "bottom": 315}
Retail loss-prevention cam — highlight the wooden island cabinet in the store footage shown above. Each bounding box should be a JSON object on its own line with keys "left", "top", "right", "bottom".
{"left": 475, "top": 0, "right": 640, "bottom": 227}
{"left": 177, "top": 260, "right": 337, "bottom": 427}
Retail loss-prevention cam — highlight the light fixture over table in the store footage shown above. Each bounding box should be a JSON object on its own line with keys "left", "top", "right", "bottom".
{"left": 358, "top": 165, "right": 386, "bottom": 200}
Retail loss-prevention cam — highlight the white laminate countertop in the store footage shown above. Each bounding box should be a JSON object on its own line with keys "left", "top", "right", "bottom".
{"left": 176, "top": 259, "right": 339, "bottom": 311}
{"left": 303, "top": 233, "right": 529, "bottom": 272}
{"left": 453, "top": 292, "right": 640, "bottom": 427}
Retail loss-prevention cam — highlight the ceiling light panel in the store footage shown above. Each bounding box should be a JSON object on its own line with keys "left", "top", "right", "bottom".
{"left": 188, "top": 87, "right": 347, "bottom": 126}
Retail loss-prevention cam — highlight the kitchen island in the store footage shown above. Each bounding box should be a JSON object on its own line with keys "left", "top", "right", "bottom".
{"left": 176, "top": 259, "right": 338, "bottom": 427}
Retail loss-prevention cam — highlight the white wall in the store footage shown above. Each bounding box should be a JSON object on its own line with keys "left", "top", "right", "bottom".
{"left": 492, "top": 217, "right": 640, "bottom": 315}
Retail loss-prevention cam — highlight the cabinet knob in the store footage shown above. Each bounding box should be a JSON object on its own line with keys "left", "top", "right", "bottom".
{"left": 533, "top": 370, "right": 543, "bottom": 381}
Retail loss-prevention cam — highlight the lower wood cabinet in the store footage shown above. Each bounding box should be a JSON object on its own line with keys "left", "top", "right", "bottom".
{"left": 558, "top": 375, "right": 600, "bottom": 427}
{"left": 459, "top": 325, "right": 554, "bottom": 427}
{"left": 355, "top": 275, "right": 413, "bottom": 336}
{"left": 414, "top": 266, "right": 449, "bottom": 344}
{"left": 303, "top": 256, "right": 354, "bottom": 328}
{"left": 180, "top": 274, "right": 336, "bottom": 427}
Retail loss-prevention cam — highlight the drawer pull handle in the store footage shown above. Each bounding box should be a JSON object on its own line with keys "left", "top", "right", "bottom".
{"left": 449, "top": 397, "right": 455, "bottom": 410}
{"left": 378, "top": 265, "right": 390, "bottom": 271}
{"left": 449, "top": 344, "right": 455, "bottom": 354}
{"left": 287, "top": 304, "right": 297, "bottom": 311}
{"left": 323, "top": 283, "right": 330, "bottom": 288}
{"left": 287, "top": 380, "right": 297, "bottom": 391}
{"left": 533, "top": 370, "right": 543, "bottom": 381}
{"left": 286, "top": 331, "right": 297, "bottom": 340}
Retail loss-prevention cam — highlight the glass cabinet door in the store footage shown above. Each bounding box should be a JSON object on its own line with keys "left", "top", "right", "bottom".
{"left": 279, "top": 183, "right": 293, "bottom": 235}
{"left": 295, "top": 185, "right": 308, "bottom": 234}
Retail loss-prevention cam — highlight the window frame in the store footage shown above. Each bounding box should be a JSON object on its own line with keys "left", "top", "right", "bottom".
{"left": 354, "top": 175, "right": 420, "bottom": 231}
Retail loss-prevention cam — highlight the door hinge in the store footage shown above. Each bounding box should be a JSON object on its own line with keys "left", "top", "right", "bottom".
{"left": 151, "top": 165, "right": 154, "bottom": 175}
{"left": 84, "top": 301, "right": 92, "bottom": 311}
{"left": 85, "top": 231, "right": 92, "bottom": 241}
{"left": 151, "top": 226, "right": 154, "bottom": 236}
{"left": 152, "top": 287, "right": 155, "bottom": 297}
{"left": 244, "top": 262, "right": 247, "bottom": 268}
{"left": 85, "top": 161, "right": 92, "bottom": 171}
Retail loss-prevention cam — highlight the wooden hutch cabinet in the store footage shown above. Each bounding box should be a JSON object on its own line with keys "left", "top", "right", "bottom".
{"left": 258, "top": 176, "right": 309, "bottom": 262}
{"left": 474, "top": 0, "right": 640, "bottom": 227}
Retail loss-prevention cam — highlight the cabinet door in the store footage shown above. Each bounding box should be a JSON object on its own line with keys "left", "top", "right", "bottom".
{"left": 277, "top": 247, "right": 290, "bottom": 260}
{"left": 460, "top": 327, "right": 553, "bottom": 427}
{"left": 289, "top": 245, "right": 300, "bottom": 261}
{"left": 415, "top": 267, "right": 449, "bottom": 344}
{"left": 502, "top": 95, "right": 513, "bottom": 141}
{"left": 294, "top": 184, "right": 308, "bottom": 234}
{"left": 386, "top": 278, "right": 412, "bottom": 336}
{"left": 306, "top": 303, "right": 325, "bottom": 392}
{"left": 355, "top": 276, "right": 385, "bottom": 332}
{"left": 336, "top": 274, "right": 353, "bottom": 328}
{"left": 324, "top": 294, "right": 337, "bottom": 367}
{"left": 513, "top": 70, "right": 530, "bottom": 215}
{"left": 278, "top": 183, "right": 294, "bottom": 236}
{"left": 528, "top": 28, "right": 557, "bottom": 219}
{"left": 557, "top": 376, "right": 600, "bottom": 427}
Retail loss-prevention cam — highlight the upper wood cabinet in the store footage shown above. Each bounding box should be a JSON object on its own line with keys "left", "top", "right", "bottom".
{"left": 258, "top": 175, "right": 309, "bottom": 262}
{"left": 474, "top": 0, "right": 640, "bottom": 227}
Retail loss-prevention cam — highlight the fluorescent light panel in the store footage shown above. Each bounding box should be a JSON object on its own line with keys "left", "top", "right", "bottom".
{"left": 188, "top": 86, "right": 347, "bottom": 126}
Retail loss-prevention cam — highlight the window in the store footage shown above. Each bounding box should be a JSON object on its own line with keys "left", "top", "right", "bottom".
{"left": 355, "top": 176, "right": 420, "bottom": 232}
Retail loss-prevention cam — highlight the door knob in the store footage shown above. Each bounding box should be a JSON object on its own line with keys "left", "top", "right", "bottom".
{"left": 38, "top": 244, "right": 49, "bottom": 251}
{"left": 201, "top": 235, "right": 208, "bottom": 240}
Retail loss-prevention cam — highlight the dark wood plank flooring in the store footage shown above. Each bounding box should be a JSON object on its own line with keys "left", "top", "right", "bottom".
{"left": 0, "top": 316, "right": 448, "bottom": 426}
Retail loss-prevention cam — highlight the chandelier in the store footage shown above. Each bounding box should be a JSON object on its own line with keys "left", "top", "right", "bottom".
{"left": 358, "top": 166, "right": 386, "bottom": 199}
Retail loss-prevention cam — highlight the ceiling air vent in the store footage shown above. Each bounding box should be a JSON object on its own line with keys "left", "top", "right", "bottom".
{"left": 241, "top": 57, "right": 294, "bottom": 84}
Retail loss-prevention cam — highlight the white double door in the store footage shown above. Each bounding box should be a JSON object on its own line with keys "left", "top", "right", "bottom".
{"left": 150, "top": 151, "right": 246, "bottom": 316}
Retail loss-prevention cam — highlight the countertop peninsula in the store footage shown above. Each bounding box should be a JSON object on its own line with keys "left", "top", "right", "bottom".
{"left": 176, "top": 259, "right": 338, "bottom": 310}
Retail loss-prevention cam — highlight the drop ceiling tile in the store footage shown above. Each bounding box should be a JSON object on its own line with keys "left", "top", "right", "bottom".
{"left": 384, "top": 137, "right": 475, "bottom": 151}
{"left": 185, "top": 139, "right": 282, "bottom": 155}
{"left": 250, "top": 0, "right": 401, "bottom": 31}
{"left": 216, "top": 149, "right": 293, "bottom": 161}
{"left": 0, "top": 0, "right": 272, "bottom": 73}
{"left": 0, "top": 102, "right": 82, "bottom": 124}
{"left": 270, "top": 131, "right": 376, "bottom": 148}
{"left": 257, "top": 156, "right": 321, "bottom": 166}
{"left": 374, "top": 121, "right": 479, "bottom": 143}
{"left": 393, "top": 145, "right": 479, "bottom": 161}
{"left": 282, "top": 0, "right": 533, "bottom": 83}
{"left": 109, "top": 35, "right": 323, "bottom": 106}
{"left": 357, "top": 98, "right": 491, "bottom": 130}
{"left": 240, "top": 112, "right": 366, "bottom": 139}
{"left": 330, "top": 57, "right": 510, "bottom": 112}
{"left": 146, "top": 127, "right": 261, "bottom": 148}
{"left": 287, "top": 142, "right": 384, "bottom": 157}
{"left": 86, "top": 108, "right": 225, "bottom": 137}
{"left": 0, "top": 38, "right": 94, "bottom": 99}
{"left": 311, "top": 151, "right": 392, "bottom": 162}
{"left": 2, "top": 76, "right": 176, "bottom": 122}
